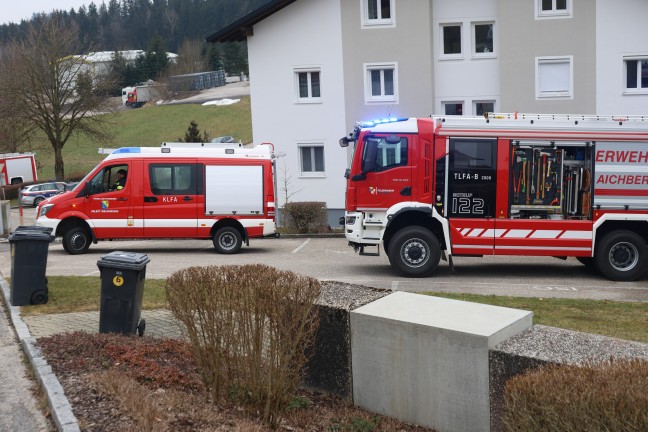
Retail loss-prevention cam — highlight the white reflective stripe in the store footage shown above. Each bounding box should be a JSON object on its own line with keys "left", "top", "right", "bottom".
{"left": 145, "top": 219, "right": 196, "bottom": 228}
{"left": 460, "top": 228, "right": 471, "bottom": 235}
{"left": 453, "top": 244, "right": 491, "bottom": 249}
{"left": 529, "top": 230, "right": 563, "bottom": 239}
{"left": 481, "top": 229, "right": 507, "bottom": 237}
{"left": 90, "top": 219, "right": 140, "bottom": 228}
{"left": 559, "top": 231, "right": 592, "bottom": 239}
{"left": 504, "top": 229, "right": 532, "bottom": 238}
{"left": 467, "top": 228, "right": 485, "bottom": 237}
{"left": 87, "top": 218, "right": 274, "bottom": 229}
{"left": 495, "top": 246, "right": 591, "bottom": 251}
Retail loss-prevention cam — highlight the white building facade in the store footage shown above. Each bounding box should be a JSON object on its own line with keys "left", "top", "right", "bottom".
{"left": 208, "top": 0, "right": 648, "bottom": 224}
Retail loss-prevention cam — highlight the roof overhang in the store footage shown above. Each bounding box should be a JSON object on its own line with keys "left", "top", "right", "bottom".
{"left": 206, "top": 0, "right": 298, "bottom": 43}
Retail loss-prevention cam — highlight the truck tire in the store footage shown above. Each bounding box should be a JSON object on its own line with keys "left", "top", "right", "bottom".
{"left": 63, "top": 226, "right": 91, "bottom": 255}
{"left": 576, "top": 256, "right": 597, "bottom": 269}
{"left": 388, "top": 227, "right": 441, "bottom": 277}
{"left": 213, "top": 227, "right": 242, "bottom": 254}
{"left": 594, "top": 231, "right": 647, "bottom": 281}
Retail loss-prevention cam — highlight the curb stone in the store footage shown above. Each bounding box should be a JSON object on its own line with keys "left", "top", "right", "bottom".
{"left": 0, "top": 278, "right": 80, "bottom": 432}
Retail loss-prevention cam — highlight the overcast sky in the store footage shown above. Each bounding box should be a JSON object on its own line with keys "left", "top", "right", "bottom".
{"left": 3, "top": 0, "right": 92, "bottom": 25}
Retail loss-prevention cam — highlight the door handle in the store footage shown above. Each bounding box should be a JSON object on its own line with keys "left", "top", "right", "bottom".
{"left": 144, "top": 196, "right": 158, "bottom": 202}
{"left": 117, "top": 197, "right": 128, "bottom": 201}
{"left": 400, "top": 187, "right": 412, "bottom": 196}
{"left": 183, "top": 196, "right": 193, "bottom": 201}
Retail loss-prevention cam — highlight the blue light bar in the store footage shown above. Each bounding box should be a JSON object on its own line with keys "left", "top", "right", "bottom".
{"left": 112, "top": 147, "right": 141, "bottom": 154}
{"left": 360, "top": 117, "right": 408, "bottom": 128}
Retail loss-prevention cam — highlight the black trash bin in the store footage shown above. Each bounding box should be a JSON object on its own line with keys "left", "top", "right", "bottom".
{"left": 97, "top": 251, "right": 150, "bottom": 336}
{"left": 8, "top": 226, "right": 54, "bottom": 306}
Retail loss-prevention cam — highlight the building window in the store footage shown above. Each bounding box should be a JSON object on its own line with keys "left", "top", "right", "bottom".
{"left": 473, "top": 22, "right": 494, "bottom": 57}
{"left": 362, "top": 0, "right": 395, "bottom": 28}
{"left": 624, "top": 58, "right": 648, "bottom": 93}
{"left": 443, "top": 101, "right": 464, "bottom": 116}
{"left": 441, "top": 24, "right": 462, "bottom": 58}
{"left": 474, "top": 101, "right": 495, "bottom": 116}
{"left": 364, "top": 63, "right": 398, "bottom": 104}
{"left": 536, "top": 0, "right": 572, "bottom": 19}
{"left": 295, "top": 69, "right": 321, "bottom": 103}
{"left": 299, "top": 145, "right": 325, "bottom": 176}
{"left": 536, "top": 56, "right": 573, "bottom": 99}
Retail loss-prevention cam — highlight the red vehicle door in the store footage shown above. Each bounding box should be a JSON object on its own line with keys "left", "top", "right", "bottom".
{"left": 142, "top": 160, "right": 202, "bottom": 237}
{"left": 84, "top": 161, "right": 141, "bottom": 238}
{"left": 353, "top": 134, "right": 413, "bottom": 211}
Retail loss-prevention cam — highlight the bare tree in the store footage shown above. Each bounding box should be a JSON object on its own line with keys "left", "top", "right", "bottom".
{"left": 170, "top": 39, "right": 207, "bottom": 76}
{"left": 279, "top": 162, "right": 301, "bottom": 226}
{"left": 0, "top": 18, "right": 114, "bottom": 180}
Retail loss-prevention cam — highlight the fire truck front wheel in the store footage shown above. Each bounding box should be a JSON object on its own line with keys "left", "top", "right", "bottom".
{"left": 388, "top": 227, "right": 441, "bottom": 278}
{"left": 63, "top": 226, "right": 91, "bottom": 255}
{"left": 595, "top": 231, "right": 647, "bottom": 281}
{"left": 213, "top": 227, "right": 242, "bottom": 254}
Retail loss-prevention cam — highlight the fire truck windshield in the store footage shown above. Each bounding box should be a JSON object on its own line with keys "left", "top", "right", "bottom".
{"left": 361, "top": 135, "right": 408, "bottom": 174}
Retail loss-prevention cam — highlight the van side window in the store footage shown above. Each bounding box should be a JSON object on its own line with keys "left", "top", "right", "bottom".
{"left": 88, "top": 164, "right": 128, "bottom": 195}
{"left": 149, "top": 164, "right": 200, "bottom": 195}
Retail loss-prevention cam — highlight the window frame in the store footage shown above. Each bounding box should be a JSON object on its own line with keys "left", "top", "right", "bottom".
{"left": 623, "top": 56, "right": 648, "bottom": 95}
{"left": 439, "top": 23, "right": 463, "bottom": 60}
{"left": 361, "top": 0, "right": 395, "bottom": 29}
{"left": 442, "top": 101, "right": 465, "bottom": 116}
{"left": 471, "top": 22, "right": 496, "bottom": 59}
{"left": 473, "top": 100, "right": 496, "bottom": 116}
{"left": 294, "top": 67, "right": 322, "bottom": 104}
{"left": 298, "top": 144, "right": 326, "bottom": 178}
{"left": 535, "top": 56, "right": 574, "bottom": 99}
{"left": 535, "top": 0, "right": 572, "bottom": 19}
{"left": 363, "top": 62, "right": 399, "bottom": 104}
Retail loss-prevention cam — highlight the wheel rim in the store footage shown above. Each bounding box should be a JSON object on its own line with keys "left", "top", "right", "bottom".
{"left": 218, "top": 232, "right": 237, "bottom": 251}
{"left": 70, "top": 231, "right": 87, "bottom": 251}
{"left": 400, "top": 238, "right": 430, "bottom": 268}
{"left": 608, "top": 241, "right": 639, "bottom": 272}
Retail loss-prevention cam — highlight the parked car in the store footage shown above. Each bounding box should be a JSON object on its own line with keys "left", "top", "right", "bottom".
{"left": 20, "top": 182, "right": 67, "bottom": 207}
{"left": 65, "top": 182, "right": 80, "bottom": 191}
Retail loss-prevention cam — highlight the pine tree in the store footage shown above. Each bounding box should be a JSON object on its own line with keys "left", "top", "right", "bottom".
{"left": 180, "top": 121, "right": 210, "bottom": 143}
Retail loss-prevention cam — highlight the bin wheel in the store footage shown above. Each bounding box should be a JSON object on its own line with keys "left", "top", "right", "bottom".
{"left": 63, "top": 226, "right": 91, "bottom": 255}
{"left": 212, "top": 226, "right": 242, "bottom": 254}
{"left": 31, "top": 290, "right": 48, "bottom": 305}
{"left": 137, "top": 319, "right": 146, "bottom": 337}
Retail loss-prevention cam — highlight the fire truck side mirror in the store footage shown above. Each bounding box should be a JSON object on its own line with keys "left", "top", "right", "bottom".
{"left": 339, "top": 136, "right": 352, "bottom": 147}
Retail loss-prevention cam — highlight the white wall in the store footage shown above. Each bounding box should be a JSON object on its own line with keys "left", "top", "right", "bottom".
{"left": 247, "top": 0, "right": 347, "bottom": 211}
{"left": 596, "top": 0, "right": 648, "bottom": 114}
{"left": 433, "top": 0, "right": 500, "bottom": 115}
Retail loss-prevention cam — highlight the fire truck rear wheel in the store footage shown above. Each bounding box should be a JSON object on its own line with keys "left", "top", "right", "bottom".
{"left": 576, "top": 256, "right": 597, "bottom": 269}
{"left": 388, "top": 227, "right": 441, "bottom": 277}
{"left": 595, "top": 231, "right": 647, "bottom": 281}
{"left": 213, "top": 227, "right": 242, "bottom": 254}
{"left": 63, "top": 227, "right": 91, "bottom": 255}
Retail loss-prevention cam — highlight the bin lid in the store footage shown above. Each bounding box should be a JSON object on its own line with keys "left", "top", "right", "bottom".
{"left": 8, "top": 229, "right": 54, "bottom": 242}
{"left": 97, "top": 251, "right": 150, "bottom": 271}
{"left": 16, "top": 225, "right": 53, "bottom": 234}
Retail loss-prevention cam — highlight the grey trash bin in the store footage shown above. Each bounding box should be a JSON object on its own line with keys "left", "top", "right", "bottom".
{"left": 8, "top": 226, "right": 54, "bottom": 306}
{"left": 97, "top": 251, "right": 150, "bottom": 336}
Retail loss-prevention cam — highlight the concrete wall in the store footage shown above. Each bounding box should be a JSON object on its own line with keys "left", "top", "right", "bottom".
{"left": 350, "top": 292, "right": 532, "bottom": 432}
{"left": 499, "top": 0, "right": 596, "bottom": 113}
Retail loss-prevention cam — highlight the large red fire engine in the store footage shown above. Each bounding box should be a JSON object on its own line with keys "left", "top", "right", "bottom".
{"left": 339, "top": 113, "right": 648, "bottom": 281}
{"left": 36, "top": 142, "right": 276, "bottom": 254}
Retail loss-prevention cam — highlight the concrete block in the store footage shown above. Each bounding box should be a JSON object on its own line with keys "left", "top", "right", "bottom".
{"left": 351, "top": 292, "right": 532, "bottom": 432}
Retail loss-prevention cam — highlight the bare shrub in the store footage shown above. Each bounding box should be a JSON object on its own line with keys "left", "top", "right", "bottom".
{"left": 284, "top": 201, "right": 327, "bottom": 233}
{"left": 503, "top": 358, "right": 648, "bottom": 431}
{"left": 165, "top": 264, "right": 321, "bottom": 428}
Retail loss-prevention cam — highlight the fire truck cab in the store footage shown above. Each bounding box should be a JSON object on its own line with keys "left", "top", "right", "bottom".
{"left": 36, "top": 143, "right": 277, "bottom": 254}
{"left": 340, "top": 114, "right": 648, "bottom": 281}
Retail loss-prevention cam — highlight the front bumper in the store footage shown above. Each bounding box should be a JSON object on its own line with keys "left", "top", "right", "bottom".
{"left": 343, "top": 211, "right": 381, "bottom": 246}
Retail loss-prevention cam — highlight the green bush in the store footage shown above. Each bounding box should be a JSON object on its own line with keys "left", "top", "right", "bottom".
{"left": 503, "top": 358, "right": 648, "bottom": 431}
{"left": 284, "top": 201, "right": 327, "bottom": 234}
{"left": 165, "top": 264, "right": 321, "bottom": 428}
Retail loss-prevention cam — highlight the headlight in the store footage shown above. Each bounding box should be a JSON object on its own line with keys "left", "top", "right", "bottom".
{"left": 345, "top": 216, "right": 357, "bottom": 225}
{"left": 38, "top": 204, "right": 54, "bottom": 218}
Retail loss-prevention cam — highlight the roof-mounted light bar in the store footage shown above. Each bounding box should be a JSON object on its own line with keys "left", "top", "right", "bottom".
{"left": 359, "top": 117, "right": 408, "bottom": 128}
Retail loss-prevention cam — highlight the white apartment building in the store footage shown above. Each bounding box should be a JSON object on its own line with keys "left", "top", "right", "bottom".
{"left": 207, "top": 0, "right": 648, "bottom": 223}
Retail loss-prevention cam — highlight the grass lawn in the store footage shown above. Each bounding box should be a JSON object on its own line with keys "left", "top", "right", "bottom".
{"left": 19, "top": 276, "right": 648, "bottom": 344}
{"left": 31, "top": 97, "right": 252, "bottom": 181}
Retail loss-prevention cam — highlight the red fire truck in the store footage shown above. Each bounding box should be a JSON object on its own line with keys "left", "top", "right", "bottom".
{"left": 36, "top": 143, "right": 276, "bottom": 254}
{"left": 339, "top": 113, "right": 648, "bottom": 281}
